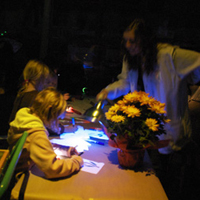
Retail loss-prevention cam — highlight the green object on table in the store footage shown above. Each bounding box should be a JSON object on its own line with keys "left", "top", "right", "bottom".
{"left": 0, "top": 131, "right": 28, "bottom": 198}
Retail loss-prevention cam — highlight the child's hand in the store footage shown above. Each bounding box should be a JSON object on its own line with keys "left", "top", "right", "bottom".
{"left": 67, "top": 146, "right": 79, "bottom": 157}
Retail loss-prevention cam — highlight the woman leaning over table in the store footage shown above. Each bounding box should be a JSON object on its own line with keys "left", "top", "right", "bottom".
{"left": 7, "top": 87, "right": 83, "bottom": 179}
{"left": 96, "top": 19, "right": 200, "bottom": 192}
{"left": 97, "top": 18, "right": 200, "bottom": 155}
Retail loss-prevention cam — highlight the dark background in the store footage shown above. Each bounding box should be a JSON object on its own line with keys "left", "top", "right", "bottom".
{"left": 1, "top": 2, "right": 200, "bottom": 199}
{"left": 1, "top": 0, "right": 200, "bottom": 91}
{"left": 1, "top": 0, "right": 200, "bottom": 134}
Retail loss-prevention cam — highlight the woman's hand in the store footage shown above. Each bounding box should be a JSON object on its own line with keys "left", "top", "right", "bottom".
{"left": 96, "top": 89, "right": 108, "bottom": 101}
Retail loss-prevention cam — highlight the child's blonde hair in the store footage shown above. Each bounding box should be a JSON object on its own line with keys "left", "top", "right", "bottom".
{"left": 19, "top": 59, "right": 50, "bottom": 95}
{"left": 30, "top": 87, "right": 67, "bottom": 130}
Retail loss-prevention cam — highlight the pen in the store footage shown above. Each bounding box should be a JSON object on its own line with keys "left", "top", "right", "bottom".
{"left": 78, "top": 152, "right": 84, "bottom": 156}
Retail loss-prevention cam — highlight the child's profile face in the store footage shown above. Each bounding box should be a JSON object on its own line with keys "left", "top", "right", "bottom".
{"left": 46, "top": 75, "right": 58, "bottom": 88}
{"left": 48, "top": 80, "right": 58, "bottom": 88}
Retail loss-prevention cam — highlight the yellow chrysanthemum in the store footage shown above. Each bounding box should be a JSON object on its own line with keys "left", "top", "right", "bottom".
{"left": 140, "top": 95, "right": 153, "bottom": 106}
{"left": 106, "top": 91, "right": 170, "bottom": 146}
{"left": 138, "top": 91, "right": 150, "bottom": 98}
{"left": 109, "top": 104, "right": 120, "bottom": 113}
{"left": 149, "top": 102, "right": 166, "bottom": 114}
{"left": 117, "top": 100, "right": 125, "bottom": 106}
{"left": 123, "top": 105, "right": 141, "bottom": 118}
{"left": 121, "top": 99, "right": 129, "bottom": 105}
{"left": 105, "top": 112, "right": 114, "bottom": 120}
{"left": 124, "top": 91, "right": 140, "bottom": 102}
{"left": 145, "top": 118, "right": 159, "bottom": 131}
{"left": 120, "top": 105, "right": 128, "bottom": 111}
{"left": 111, "top": 115, "right": 125, "bottom": 123}
{"left": 163, "top": 118, "right": 171, "bottom": 123}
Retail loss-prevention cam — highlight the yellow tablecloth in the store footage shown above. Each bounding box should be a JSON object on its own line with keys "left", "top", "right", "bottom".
{"left": 11, "top": 141, "right": 168, "bottom": 200}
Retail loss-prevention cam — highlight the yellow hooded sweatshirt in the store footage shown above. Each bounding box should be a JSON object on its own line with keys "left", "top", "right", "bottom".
{"left": 7, "top": 107, "right": 83, "bottom": 179}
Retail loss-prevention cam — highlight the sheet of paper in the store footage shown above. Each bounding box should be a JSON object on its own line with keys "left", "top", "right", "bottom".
{"left": 81, "top": 158, "right": 105, "bottom": 174}
{"left": 85, "top": 129, "right": 109, "bottom": 140}
{"left": 50, "top": 138, "right": 91, "bottom": 152}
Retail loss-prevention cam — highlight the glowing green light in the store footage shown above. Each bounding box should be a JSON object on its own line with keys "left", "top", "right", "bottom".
{"left": 4, "top": 31, "right": 7, "bottom": 33}
{"left": 1, "top": 33, "right": 4, "bottom": 36}
{"left": 82, "top": 87, "right": 87, "bottom": 93}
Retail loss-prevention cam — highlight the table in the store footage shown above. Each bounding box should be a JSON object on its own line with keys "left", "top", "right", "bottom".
{"left": 11, "top": 140, "right": 168, "bottom": 200}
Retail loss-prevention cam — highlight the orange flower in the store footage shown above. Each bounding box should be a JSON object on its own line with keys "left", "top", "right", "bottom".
{"left": 105, "top": 112, "right": 113, "bottom": 120}
{"left": 109, "top": 104, "right": 120, "bottom": 112}
{"left": 145, "top": 118, "right": 159, "bottom": 131}
{"left": 105, "top": 91, "right": 170, "bottom": 148}
{"left": 124, "top": 92, "right": 140, "bottom": 102}
{"left": 111, "top": 115, "right": 125, "bottom": 123}
{"left": 122, "top": 105, "right": 141, "bottom": 118}
{"left": 148, "top": 102, "right": 166, "bottom": 114}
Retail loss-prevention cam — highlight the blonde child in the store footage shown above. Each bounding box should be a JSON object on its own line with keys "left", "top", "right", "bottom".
{"left": 9, "top": 59, "right": 51, "bottom": 123}
{"left": 7, "top": 87, "right": 83, "bottom": 179}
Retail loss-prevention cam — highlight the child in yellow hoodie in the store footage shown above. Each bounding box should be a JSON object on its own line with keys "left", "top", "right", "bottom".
{"left": 7, "top": 87, "right": 83, "bottom": 179}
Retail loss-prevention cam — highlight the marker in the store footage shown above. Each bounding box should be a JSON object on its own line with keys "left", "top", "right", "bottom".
{"left": 71, "top": 117, "right": 75, "bottom": 127}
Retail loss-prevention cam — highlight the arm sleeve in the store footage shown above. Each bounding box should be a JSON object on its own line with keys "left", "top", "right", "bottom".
{"left": 29, "top": 133, "right": 83, "bottom": 179}
{"left": 173, "top": 47, "right": 200, "bottom": 84}
{"left": 105, "top": 58, "right": 131, "bottom": 100}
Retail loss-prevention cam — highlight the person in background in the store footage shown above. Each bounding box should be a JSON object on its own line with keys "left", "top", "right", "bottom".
{"left": 47, "top": 69, "right": 71, "bottom": 101}
{"left": 96, "top": 18, "right": 200, "bottom": 194}
{"left": 7, "top": 87, "right": 83, "bottom": 179}
{"left": 97, "top": 18, "right": 200, "bottom": 154}
{"left": 9, "top": 59, "right": 50, "bottom": 123}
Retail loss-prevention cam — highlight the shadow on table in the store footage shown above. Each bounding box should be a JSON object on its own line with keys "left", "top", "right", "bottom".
{"left": 107, "top": 149, "right": 155, "bottom": 175}
{"left": 106, "top": 149, "right": 119, "bottom": 166}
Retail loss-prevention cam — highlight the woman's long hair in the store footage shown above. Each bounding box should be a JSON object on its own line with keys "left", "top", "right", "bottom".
{"left": 121, "top": 19, "right": 158, "bottom": 74}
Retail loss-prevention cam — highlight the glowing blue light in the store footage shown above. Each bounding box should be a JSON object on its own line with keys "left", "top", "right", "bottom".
{"left": 83, "top": 64, "right": 93, "bottom": 69}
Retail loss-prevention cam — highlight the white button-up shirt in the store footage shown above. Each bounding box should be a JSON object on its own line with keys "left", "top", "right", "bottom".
{"left": 105, "top": 43, "right": 200, "bottom": 154}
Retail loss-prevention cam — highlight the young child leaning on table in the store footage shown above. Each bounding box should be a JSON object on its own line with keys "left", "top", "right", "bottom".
{"left": 9, "top": 60, "right": 77, "bottom": 135}
{"left": 7, "top": 87, "right": 83, "bottom": 179}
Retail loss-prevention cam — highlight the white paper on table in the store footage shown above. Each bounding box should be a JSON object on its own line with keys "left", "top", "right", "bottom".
{"left": 85, "top": 129, "right": 109, "bottom": 140}
{"left": 81, "top": 159, "right": 105, "bottom": 174}
{"left": 50, "top": 138, "right": 91, "bottom": 152}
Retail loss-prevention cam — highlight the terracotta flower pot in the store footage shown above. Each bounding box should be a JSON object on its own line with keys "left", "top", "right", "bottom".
{"left": 117, "top": 147, "right": 145, "bottom": 168}
{"left": 108, "top": 135, "right": 170, "bottom": 169}
{"left": 108, "top": 138, "right": 145, "bottom": 168}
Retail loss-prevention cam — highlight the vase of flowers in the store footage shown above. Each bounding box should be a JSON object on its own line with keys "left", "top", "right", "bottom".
{"left": 105, "top": 91, "right": 170, "bottom": 168}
